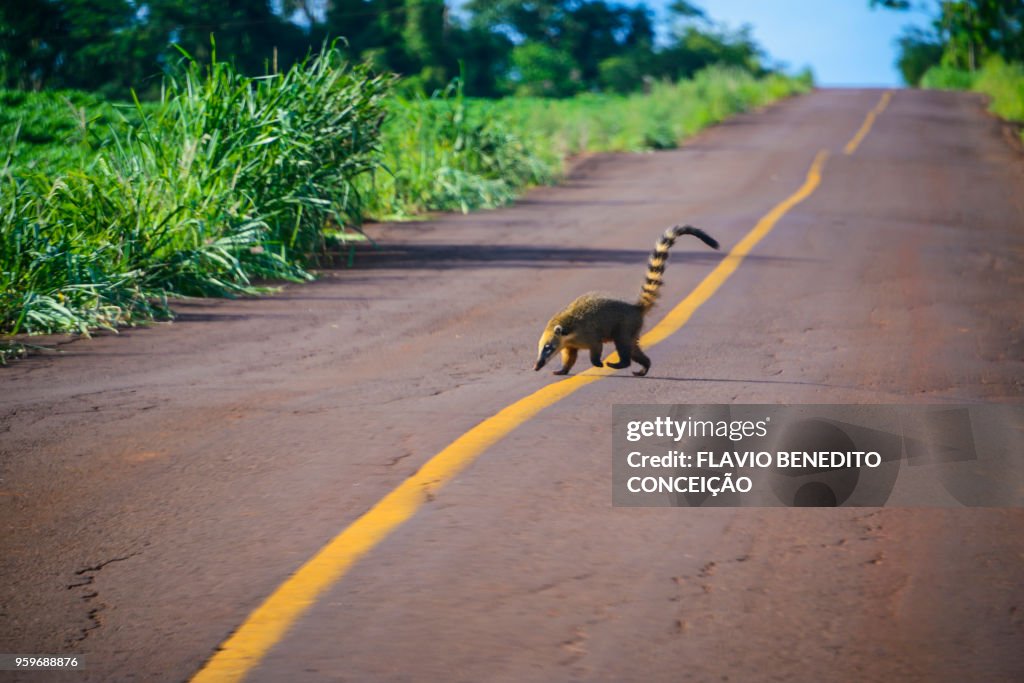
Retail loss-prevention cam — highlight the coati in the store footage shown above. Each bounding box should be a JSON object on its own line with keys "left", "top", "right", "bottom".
{"left": 534, "top": 225, "right": 719, "bottom": 376}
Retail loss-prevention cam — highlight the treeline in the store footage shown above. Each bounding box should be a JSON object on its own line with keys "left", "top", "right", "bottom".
{"left": 1, "top": 0, "right": 773, "bottom": 98}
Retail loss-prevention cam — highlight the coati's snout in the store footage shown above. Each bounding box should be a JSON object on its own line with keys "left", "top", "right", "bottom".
{"left": 534, "top": 325, "right": 564, "bottom": 370}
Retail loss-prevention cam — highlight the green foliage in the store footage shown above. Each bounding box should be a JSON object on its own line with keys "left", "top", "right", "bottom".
{"left": 0, "top": 0, "right": 76, "bottom": 90}
{"left": 361, "top": 81, "right": 557, "bottom": 217}
{"left": 881, "top": 1, "right": 1024, "bottom": 81}
{"left": 919, "top": 64, "right": 978, "bottom": 89}
{"left": 895, "top": 27, "right": 945, "bottom": 86}
{"left": 920, "top": 56, "right": 1024, "bottom": 140}
{"left": 467, "top": 0, "right": 769, "bottom": 96}
{"left": 597, "top": 53, "right": 649, "bottom": 94}
{"left": 489, "top": 67, "right": 810, "bottom": 158}
{"left": 1, "top": 45, "right": 391, "bottom": 334}
{"left": 509, "top": 43, "right": 583, "bottom": 98}
{"left": 361, "top": 67, "right": 810, "bottom": 219}
{"left": 0, "top": 89, "right": 150, "bottom": 177}
{"left": 2, "top": 0, "right": 789, "bottom": 99}
{"left": 972, "top": 57, "right": 1024, "bottom": 122}
{"left": 658, "top": 24, "right": 764, "bottom": 81}
{"left": 933, "top": 0, "right": 1024, "bottom": 70}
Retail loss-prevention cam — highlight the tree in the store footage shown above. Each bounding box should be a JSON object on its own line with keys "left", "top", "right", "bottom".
{"left": 1, "top": 0, "right": 781, "bottom": 98}
{"left": 466, "top": 0, "right": 565, "bottom": 43}
{"left": 598, "top": 52, "right": 649, "bottom": 93}
{"left": 508, "top": 42, "right": 581, "bottom": 97}
{"left": 895, "top": 27, "right": 945, "bottom": 85}
{"left": 446, "top": 22, "right": 514, "bottom": 97}
{"left": 401, "top": 0, "right": 449, "bottom": 90}
{"left": 876, "top": 1, "right": 1024, "bottom": 78}
{"left": 464, "top": 0, "right": 665, "bottom": 93}
{"left": 667, "top": 1, "right": 708, "bottom": 24}
{"left": 0, "top": 0, "right": 64, "bottom": 89}
{"left": 658, "top": 23, "right": 764, "bottom": 81}
{"left": 150, "top": 0, "right": 309, "bottom": 74}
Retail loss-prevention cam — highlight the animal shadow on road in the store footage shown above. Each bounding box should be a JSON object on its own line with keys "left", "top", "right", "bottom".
{"left": 347, "top": 243, "right": 810, "bottom": 271}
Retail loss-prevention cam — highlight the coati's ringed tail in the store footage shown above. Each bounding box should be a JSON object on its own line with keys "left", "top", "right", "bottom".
{"left": 638, "top": 225, "right": 719, "bottom": 312}
{"left": 534, "top": 224, "right": 720, "bottom": 377}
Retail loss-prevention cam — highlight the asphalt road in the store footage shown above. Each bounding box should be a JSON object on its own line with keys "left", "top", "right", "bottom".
{"left": 2, "top": 88, "right": 1023, "bottom": 682}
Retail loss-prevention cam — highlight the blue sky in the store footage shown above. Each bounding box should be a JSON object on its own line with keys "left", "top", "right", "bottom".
{"left": 452, "top": 1, "right": 937, "bottom": 87}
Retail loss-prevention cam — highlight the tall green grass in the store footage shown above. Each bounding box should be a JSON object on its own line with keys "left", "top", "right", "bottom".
{"left": 0, "top": 89, "right": 149, "bottom": 178}
{"left": 2, "top": 46, "right": 390, "bottom": 335}
{"left": 921, "top": 57, "right": 1024, "bottom": 139}
{"left": 361, "top": 82, "right": 557, "bottom": 218}
{"left": 364, "top": 66, "right": 812, "bottom": 218}
{"left": 2, "top": 56, "right": 810, "bottom": 337}
{"left": 491, "top": 68, "right": 812, "bottom": 158}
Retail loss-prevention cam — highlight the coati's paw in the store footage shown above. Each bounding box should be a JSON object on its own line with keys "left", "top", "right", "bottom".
{"left": 553, "top": 369, "right": 570, "bottom": 376}
{"left": 633, "top": 368, "right": 649, "bottom": 377}
{"left": 605, "top": 360, "right": 630, "bottom": 370}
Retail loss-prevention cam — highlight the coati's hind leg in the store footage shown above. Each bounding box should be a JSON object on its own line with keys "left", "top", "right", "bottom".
{"left": 589, "top": 344, "right": 604, "bottom": 368}
{"left": 632, "top": 344, "right": 651, "bottom": 377}
{"left": 605, "top": 334, "right": 633, "bottom": 370}
{"left": 553, "top": 347, "right": 578, "bottom": 375}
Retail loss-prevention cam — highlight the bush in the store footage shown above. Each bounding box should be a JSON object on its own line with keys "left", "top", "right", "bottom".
{"left": 920, "top": 65, "right": 977, "bottom": 90}
{"left": 972, "top": 57, "right": 1024, "bottom": 123}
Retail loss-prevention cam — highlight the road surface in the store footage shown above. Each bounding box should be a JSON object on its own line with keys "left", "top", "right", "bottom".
{"left": 2, "top": 88, "right": 1023, "bottom": 682}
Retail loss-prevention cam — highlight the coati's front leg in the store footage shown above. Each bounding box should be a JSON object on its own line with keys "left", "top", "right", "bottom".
{"left": 589, "top": 344, "right": 604, "bottom": 368}
{"left": 553, "top": 347, "right": 578, "bottom": 375}
{"left": 605, "top": 335, "right": 633, "bottom": 370}
{"left": 631, "top": 344, "right": 651, "bottom": 376}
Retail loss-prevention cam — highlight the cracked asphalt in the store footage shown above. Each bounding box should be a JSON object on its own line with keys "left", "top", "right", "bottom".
{"left": 2, "top": 88, "right": 1023, "bottom": 682}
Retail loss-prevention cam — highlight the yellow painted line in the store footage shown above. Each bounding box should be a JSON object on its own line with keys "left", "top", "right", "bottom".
{"left": 190, "top": 148, "right": 830, "bottom": 683}
{"left": 843, "top": 91, "right": 892, "bottom": 155}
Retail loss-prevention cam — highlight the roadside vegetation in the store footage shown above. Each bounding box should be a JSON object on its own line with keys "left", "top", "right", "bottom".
{"left": 921, "top": 58, "right": 1024, "bottom": 136}
{"left": 0, "top": 1, "right": 813, "bottom": 343}
{"left": 2, "top": 49, "right": 390, "bottom": 336}
{"left": 875, "top": 1, "right": 1024, "bottom": 137}
{"left": 367, "top": 66, "right": 811, "bottom": 218}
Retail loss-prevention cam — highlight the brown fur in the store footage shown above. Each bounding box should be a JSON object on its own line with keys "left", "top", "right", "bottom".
{"left": 534, "top": 225, "right": 718, "bottom": 376}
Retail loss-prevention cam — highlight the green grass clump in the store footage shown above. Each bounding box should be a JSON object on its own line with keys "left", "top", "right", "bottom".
{"left": 1, "top": 45, "right": 391, "bottom": 334}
